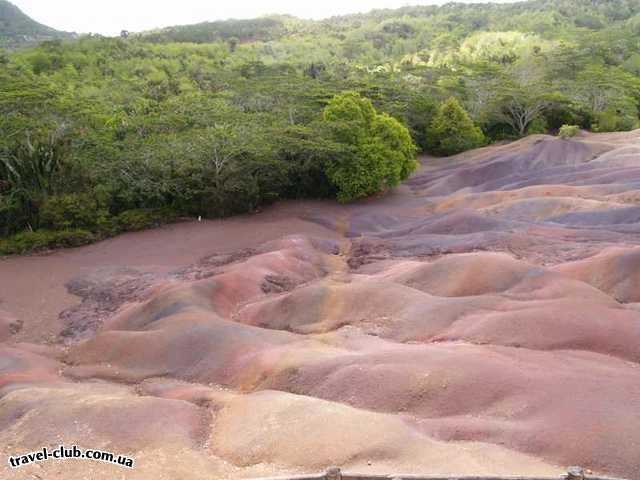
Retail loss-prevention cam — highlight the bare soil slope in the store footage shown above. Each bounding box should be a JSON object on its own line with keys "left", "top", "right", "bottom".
{"left": 2, "top": 131, "right": 640, "bottom": 479}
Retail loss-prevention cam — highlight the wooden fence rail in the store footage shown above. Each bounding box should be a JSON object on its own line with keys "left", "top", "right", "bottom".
{"left": 252, "top": 467, "right": 627, "bottom": 480}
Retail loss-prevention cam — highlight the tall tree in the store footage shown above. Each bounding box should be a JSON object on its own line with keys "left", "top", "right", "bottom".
{"left": 427, "top": 97, "right": 485, "bottom": 155}
{"left": 323, "top": 91, "right": 417, "bottom": 202}
{"left": 494, "top": 57, "right": 563, "bottom": 136}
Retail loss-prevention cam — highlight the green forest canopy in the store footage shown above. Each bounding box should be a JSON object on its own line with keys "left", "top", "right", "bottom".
{"left": 1, "top": 0, "right": 640, "bottom": 252}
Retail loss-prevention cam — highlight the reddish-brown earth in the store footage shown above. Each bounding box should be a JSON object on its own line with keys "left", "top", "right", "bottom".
{"left": 1, "top": 131, "right": 640, "bottom": 479}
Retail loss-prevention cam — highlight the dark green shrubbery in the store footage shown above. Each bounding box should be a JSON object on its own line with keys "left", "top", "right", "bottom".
{"left": 593, "top": 110, "right": 638, "bottom": 132}
{"left": 40, "top": 193, "right": 109, "bottom": 231}
{"left": 0, "top": 229, "right": 95, "bottom": 255}
{"left": 404, "top": 94, "right": 438, "bottom": 153}
{"left": 0, "top": 208, "right": 179, "bottom": 256}
{"left": 526, "top": 117, "right": 549, "bottom": 135}
{"left": 38, "top": 194, "right": 178, "bottom": 238}
{"left": 115, "top": 208, "right": 178, "bottom": 232}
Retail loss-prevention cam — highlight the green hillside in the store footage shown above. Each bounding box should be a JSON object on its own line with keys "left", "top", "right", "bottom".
{"left": 0, "top": 0, "right": 71, "bottom": 47}
{"left": 143, "top": 16, "right": 295, "bottom": 44}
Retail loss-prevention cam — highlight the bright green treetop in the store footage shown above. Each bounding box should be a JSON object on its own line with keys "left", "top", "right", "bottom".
{"left": 323, "top": 91, "right": 418, "bottom": 202}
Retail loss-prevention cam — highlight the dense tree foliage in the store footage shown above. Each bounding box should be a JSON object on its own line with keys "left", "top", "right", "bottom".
{"left": 427, "top": 97, "right": 485, "bottom": 155}
{"left": 2, "top": 0, "right": 640, "bottom": 252}
{"left": 323, "top": 92, "right": 417, "bottom": 201}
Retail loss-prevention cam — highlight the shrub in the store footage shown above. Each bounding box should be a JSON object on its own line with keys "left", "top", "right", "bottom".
{"left": 592, "top": 109, "right": 638, "bottom": 132}
{"left": 0, "top": 229, "right": 95, "bottom": 255}
{"left": 0, "top": 209, "right": 178, "bottom": 255}
{"left": 40, "top": 193, "right": 109, "bottom": 230}
{"left": 426, "top": 97, "right": 485, "bottom": 156}
{"left": 558, "top": 124, "right": 580, "bottom": 139}
{"left": 527, "top": 117, "right": 548, "bottom": 135}
{"left": 115, "top": 208, "right": 177, "bottom": 232}
{"left": 322, "top": 92, "right": 418, "bottom": 202}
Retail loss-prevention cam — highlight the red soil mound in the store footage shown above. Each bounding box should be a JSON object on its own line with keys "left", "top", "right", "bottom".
{"left": 553, "top": 246, "right": 640, "bottom": 303}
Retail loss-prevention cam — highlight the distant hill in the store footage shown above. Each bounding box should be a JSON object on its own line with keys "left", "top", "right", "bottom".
{"left": 0, "top": 0, "right": 72, "bottom": 48}
{"left": 139, "top": 0, "right": 640, "bottom": 46}
{"left": 141, "top": 15, "right": 298, "bottom": 44}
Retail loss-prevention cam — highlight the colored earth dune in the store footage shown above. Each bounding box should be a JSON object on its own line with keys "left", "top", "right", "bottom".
{"left": 1, "top": 131, "right": 640, "bottom": 479}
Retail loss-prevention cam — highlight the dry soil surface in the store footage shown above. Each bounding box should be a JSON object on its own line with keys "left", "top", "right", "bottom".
{"left": 1, "top": 131, "right": 640, "bottom": 479}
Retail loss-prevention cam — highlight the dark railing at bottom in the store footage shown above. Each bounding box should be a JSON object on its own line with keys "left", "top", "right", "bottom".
{"left": 252, "top": 466, "right": 627, "bottom": 480}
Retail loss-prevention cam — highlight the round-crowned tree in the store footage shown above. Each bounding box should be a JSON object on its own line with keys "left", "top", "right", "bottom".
{"left": 427, "top": 97, "right": 485, "bottom": 156}
{"left": 322, "top": 91, "right": 418, "bottom": 202}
